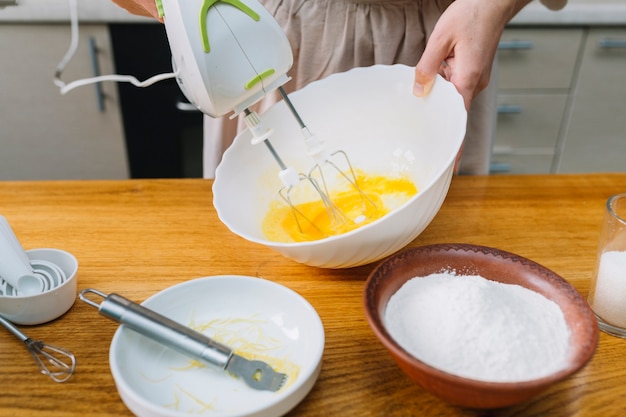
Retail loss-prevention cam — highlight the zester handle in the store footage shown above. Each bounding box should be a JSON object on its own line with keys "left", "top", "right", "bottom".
{"left": 79, "top": 289, "right": 232, "bottom": 369}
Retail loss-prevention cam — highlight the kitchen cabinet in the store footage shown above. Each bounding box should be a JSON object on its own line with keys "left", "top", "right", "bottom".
{"left": 497, "top": 28, "right": 582, "bottom": 90}
{"left": 0, "top": 24, "right": 128, "bottom": 180}
{"left": 557, "top": 28, "right": 626, "bottom": 172}
{"left": 493, "top": 94, "right": 568, "bottom": 173}
{"left": 493, "top": 27, "right": 583, "bottom": 174}
{"left": 494, "top": 26, "right": 626, "bottom": 174}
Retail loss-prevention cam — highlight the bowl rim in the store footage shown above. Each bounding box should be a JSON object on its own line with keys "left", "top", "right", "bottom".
{"left": 363, "top": 243, "right": 599, "bottom": 390}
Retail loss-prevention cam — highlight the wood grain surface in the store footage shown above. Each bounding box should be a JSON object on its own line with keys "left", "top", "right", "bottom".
{"left": 0, "top": 173, "right": 625, "bottom": 417}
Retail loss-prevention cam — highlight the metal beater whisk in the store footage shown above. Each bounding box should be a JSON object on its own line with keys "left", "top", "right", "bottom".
{"left": 243, "top": 108, "right": 340, "bottom": 235}
{"left": 277, "top": 87, "right": 378, "bottom": 227}
{"left": 244, "top": 90, "right": 379, "bottom": 235}
{"left": 0, "top": 315, "right": 76, "bottom": 383}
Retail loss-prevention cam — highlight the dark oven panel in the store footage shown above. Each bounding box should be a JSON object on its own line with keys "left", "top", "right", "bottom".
{"left": 109, "top": 23, "right": 203, "bottom": 178}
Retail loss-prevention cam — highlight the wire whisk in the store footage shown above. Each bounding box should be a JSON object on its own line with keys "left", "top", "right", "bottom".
{"left": 245, "top": 88, "right": 379, "bottom": 238}
{"left": 0, "top": 315, "right": 76, "bottom": 383}
{"left": 277, "top": 87, "right": 378, "bottom": 230}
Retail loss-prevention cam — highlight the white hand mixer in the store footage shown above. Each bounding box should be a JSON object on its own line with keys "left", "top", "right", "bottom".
{"left": 159, "top": 0, "right": 376, "bottom": 234}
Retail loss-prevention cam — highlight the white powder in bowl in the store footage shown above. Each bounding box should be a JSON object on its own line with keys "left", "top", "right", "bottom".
{"left": 384, "top": 272, "right": 571, "bottom": 382}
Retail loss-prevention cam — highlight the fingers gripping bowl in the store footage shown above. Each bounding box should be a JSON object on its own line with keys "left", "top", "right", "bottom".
{"left": 213, "top": 65, "right": 467, "bottom": 268}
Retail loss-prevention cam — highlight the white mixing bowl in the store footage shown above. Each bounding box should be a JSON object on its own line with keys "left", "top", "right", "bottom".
{"left": 213, "top": 64, "right": 466, "bottom": 268}
{"left": 109, "top": 276, "right": 324, "bottom": 417}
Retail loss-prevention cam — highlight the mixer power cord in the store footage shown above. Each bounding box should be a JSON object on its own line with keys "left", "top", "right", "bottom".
{"left": 53, "top": 0, "right": 177, "bottom": 95}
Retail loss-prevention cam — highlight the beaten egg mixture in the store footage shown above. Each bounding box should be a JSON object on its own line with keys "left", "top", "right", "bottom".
{"left": 262, "top": 172, "right": 418, "bottom": 242}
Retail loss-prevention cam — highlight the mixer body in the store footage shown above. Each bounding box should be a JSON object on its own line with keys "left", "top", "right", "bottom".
{"left": 159, "top": 0, "right": 373, "bottom": 238}
{"left": 160, "top": 0, "right": 293, "bottom": 118}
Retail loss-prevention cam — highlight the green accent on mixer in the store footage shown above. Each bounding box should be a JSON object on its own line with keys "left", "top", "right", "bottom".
{"left": 154, "top": 0, "right": 164, "bottom": 18}
{"left": 200, "top": 0, "right": 261, "bottom": 53}
{"left": 244, "top": 69, "right": 276, "bottom": 90}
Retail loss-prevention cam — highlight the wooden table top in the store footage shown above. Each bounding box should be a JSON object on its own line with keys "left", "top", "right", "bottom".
{"left": 0, "top": 173, "right": 625, "bottom": 416}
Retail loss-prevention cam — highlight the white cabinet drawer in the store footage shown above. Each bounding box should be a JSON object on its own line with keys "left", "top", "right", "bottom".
{"left": 498, "top": 28, "right": 583, "bottom": 90}
{"left": 490, "top": 154, "right": 555, "bottom": 174}
{"left": 495, "top": 94, "right": 567, "bottom": 149}
{"left": 0, "top": 24, "right": 128, "bottom": 180}
{"left": 558, "top": 28, "right": 626, "bottom": 173}
{"left": 492, "top": 94, "right": 567, "bottom": 174}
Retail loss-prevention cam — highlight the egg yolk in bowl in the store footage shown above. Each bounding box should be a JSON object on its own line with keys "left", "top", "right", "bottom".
{"left": 262, "top": 172, "right": 418, "bottom": 242}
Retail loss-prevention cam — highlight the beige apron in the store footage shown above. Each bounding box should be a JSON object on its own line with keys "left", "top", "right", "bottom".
{"left": 202, "top": 0, "right": 511, "bottom": 177}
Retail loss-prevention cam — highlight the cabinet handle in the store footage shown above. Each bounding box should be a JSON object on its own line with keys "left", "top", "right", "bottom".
{"left": 598, "top": 38, "right": 626, "bottom": 49}
{"left": 175, "top": 100, "right": 201, "bottom": 112}
{"left": 497, "top": 104, "right": 523, "bottom": 114}
{"left": 89, "top": 36, "right": 106, "bottom": 113}
{"left": 498, "top": 40, "right": 534, "bottom": 50}
{"left": 489, "top": 163, "right": 512, "bottom": 174}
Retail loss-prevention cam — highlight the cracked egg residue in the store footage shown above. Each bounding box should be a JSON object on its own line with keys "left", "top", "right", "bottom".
{"left": 140, "top": 314, "right": 301, "bottom": 414}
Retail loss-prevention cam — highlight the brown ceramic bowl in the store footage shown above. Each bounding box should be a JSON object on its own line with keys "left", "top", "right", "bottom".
{"left": 363, "top": 243, "right": 598, "bottom": 409}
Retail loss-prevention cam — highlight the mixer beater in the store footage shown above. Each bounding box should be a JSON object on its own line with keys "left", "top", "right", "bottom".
{"left": 244, "top": 91, "right": 378, "bottom": 237}
{"left": 277, "top": 87, "right": 378, "bottom": 225}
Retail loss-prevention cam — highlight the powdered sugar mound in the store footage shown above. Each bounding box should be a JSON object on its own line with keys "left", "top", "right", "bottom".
{"left": 384, "top": 273, "right": 570, "bottom": 382}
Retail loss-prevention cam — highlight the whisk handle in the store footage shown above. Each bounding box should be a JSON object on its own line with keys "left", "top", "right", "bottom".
{"left": 0, "top": 314, "right": 28, "bottom": 342}
{"left": 79, "top": 289, "right": 232, "bottom": 369}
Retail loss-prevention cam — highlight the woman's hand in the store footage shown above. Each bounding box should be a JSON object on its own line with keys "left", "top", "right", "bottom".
{"left": 111, "top": 0, "right": 162, "bottom": 21}
{"left": 413, "top": 0, "right": 532, "bottom": 110}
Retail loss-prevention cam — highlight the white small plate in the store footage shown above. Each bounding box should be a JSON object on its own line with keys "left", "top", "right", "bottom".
{"left": 109, "top": 275, "right": 324, "bottom": 417}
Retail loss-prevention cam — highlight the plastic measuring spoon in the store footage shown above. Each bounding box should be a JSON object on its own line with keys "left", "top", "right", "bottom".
{"left": 0, "top": 216, "right": 30, "bottom": 265}
{"left": 0, "top": 218, "right": 44, "bottom": 296}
